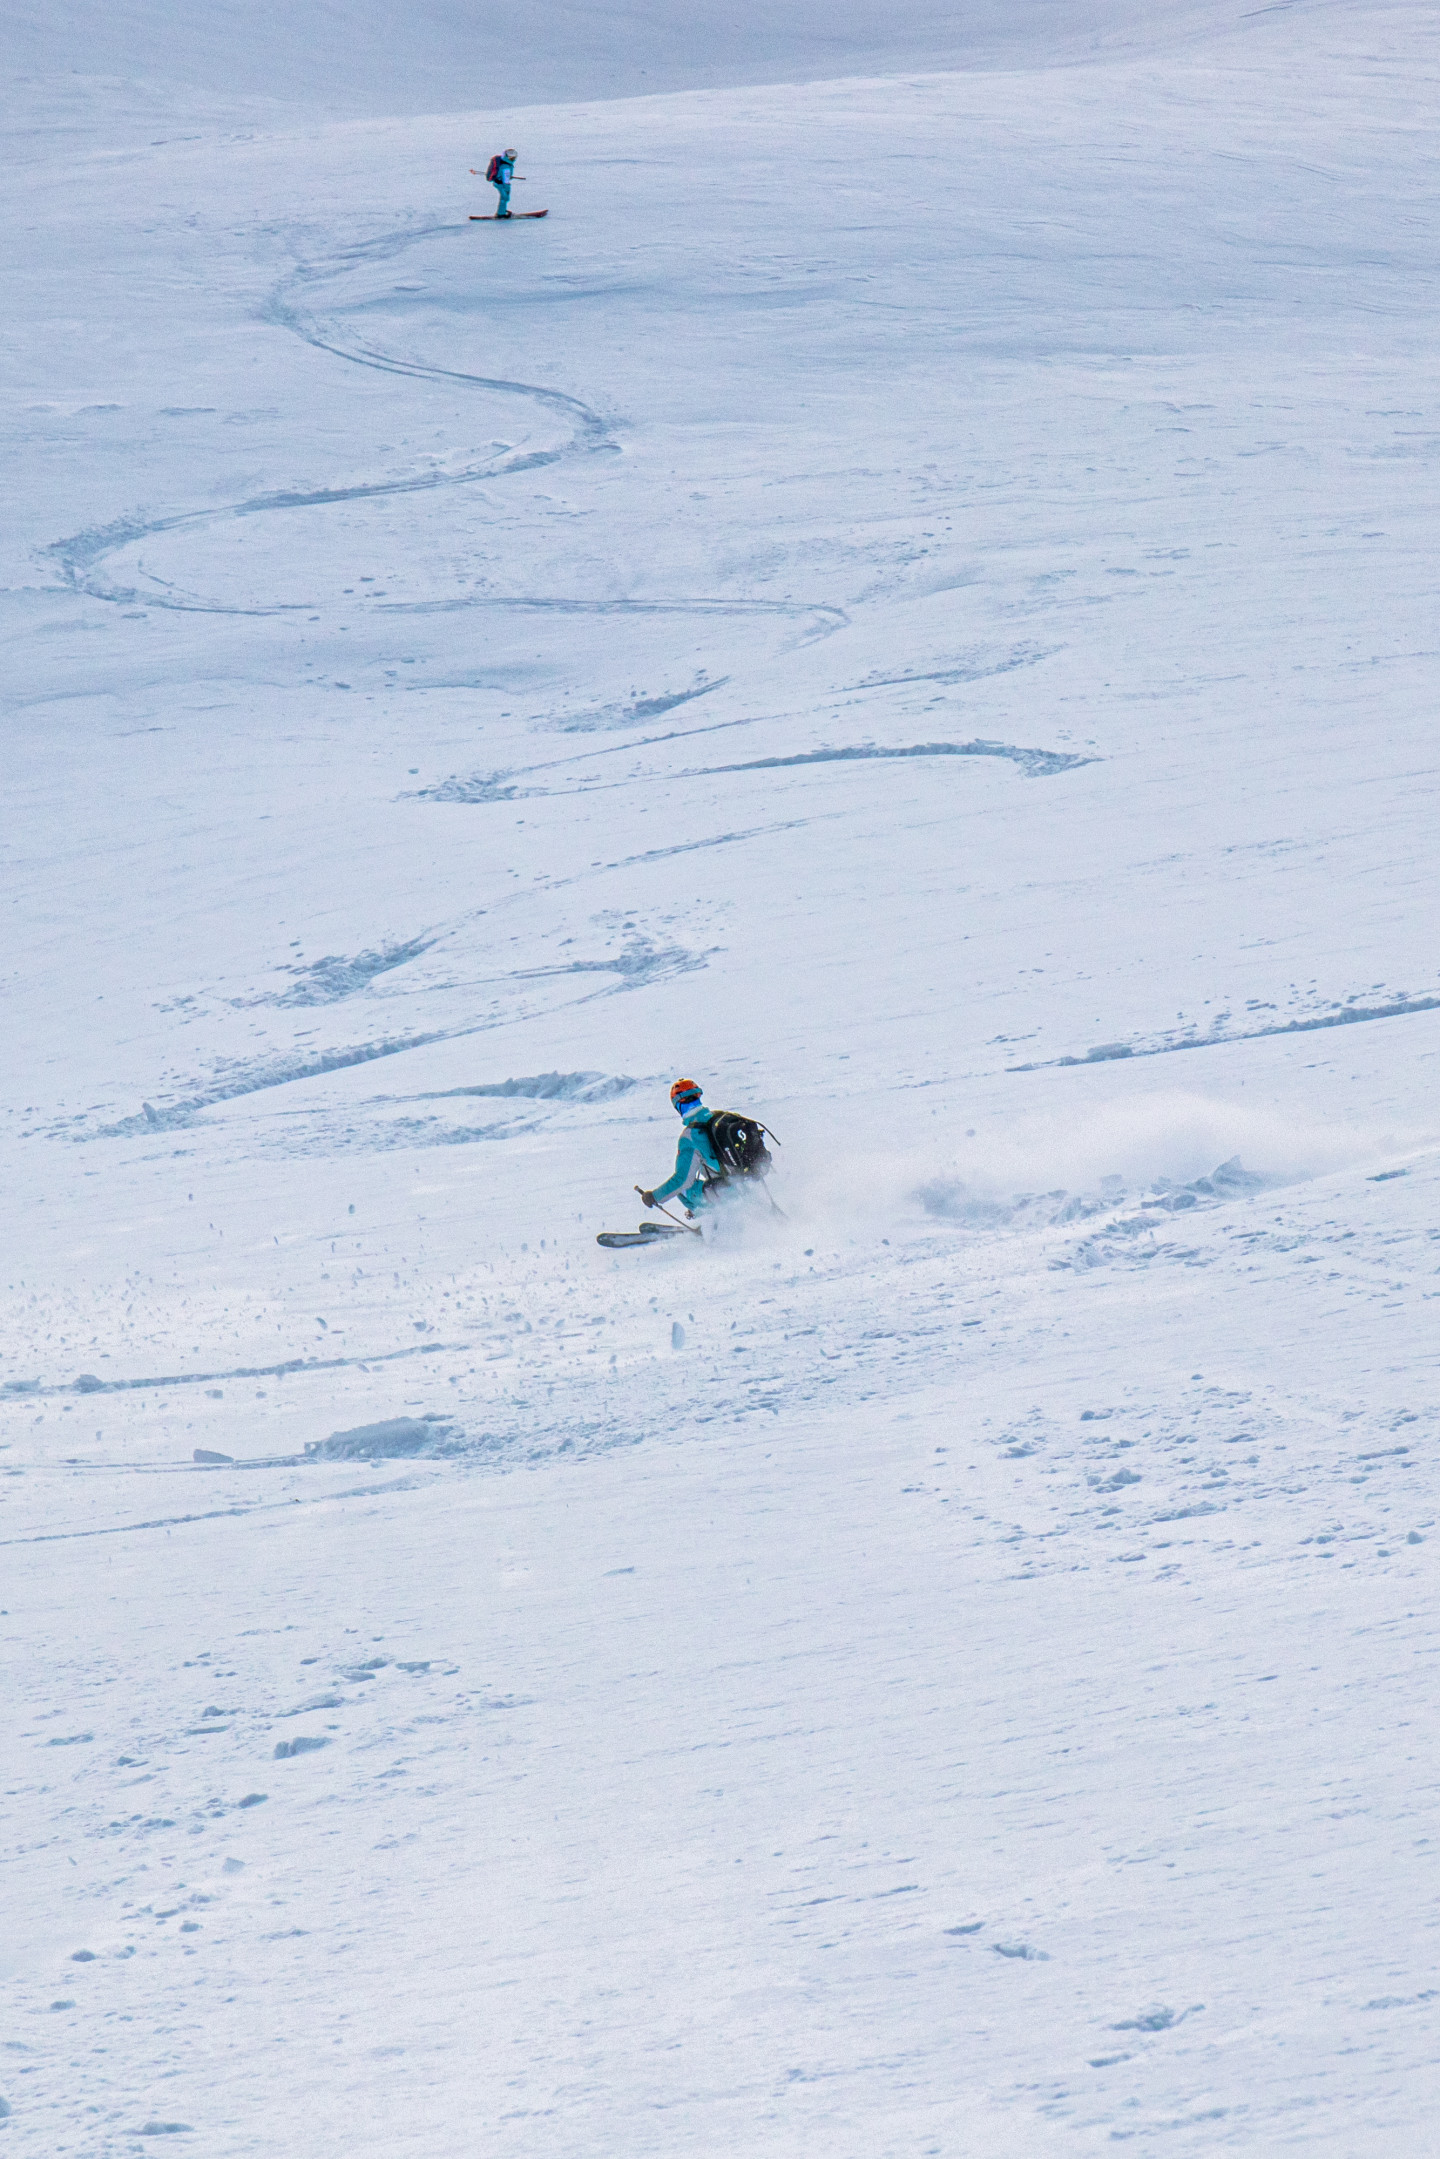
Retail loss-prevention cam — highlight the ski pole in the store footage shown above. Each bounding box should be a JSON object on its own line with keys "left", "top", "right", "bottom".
{"left": 753, "top": 1126, "right": 786, "bottom": 1215}
{"left": 635, "top": 1186, "right": 702, "bottom": 1235}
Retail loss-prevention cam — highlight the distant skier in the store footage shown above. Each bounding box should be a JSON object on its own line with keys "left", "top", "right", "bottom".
{"left": 485, "top": 148, "right": 517, "bottom": 218}
{"left": 639, "top": 1080, "right": 775, "bottom": 1220}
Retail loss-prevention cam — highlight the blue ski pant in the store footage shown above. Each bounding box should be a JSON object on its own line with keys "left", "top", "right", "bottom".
{"left": 654, "top": 1176, "right": 716, "bottom": 1217}
{"left": 493, "top": 179, "right": 511, "bottom": 215}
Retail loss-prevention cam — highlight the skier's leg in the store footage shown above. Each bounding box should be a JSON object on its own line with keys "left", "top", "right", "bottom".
{"left": 497, "top": 180, "right": 511, "bottom": 216}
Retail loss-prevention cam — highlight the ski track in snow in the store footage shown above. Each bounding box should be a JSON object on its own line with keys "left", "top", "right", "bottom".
{"left": 47, "top": 226, "right": 619, "bottom": 614}
{"left": 422, "top": 733, "right": 1092, "bottom": 803}
{"left": 49, "top": 226, "right": 849, "bottom": 662}
{"left": 1013, "top": 988, "right": 1440, "bottom": 1071}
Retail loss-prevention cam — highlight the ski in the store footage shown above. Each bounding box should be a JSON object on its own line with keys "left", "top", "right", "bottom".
{"left": 469, "top": 210, "right": 549, "bottom": 221}
{"left": 597, "top": 1223, "right": 691, "bottom": 1249}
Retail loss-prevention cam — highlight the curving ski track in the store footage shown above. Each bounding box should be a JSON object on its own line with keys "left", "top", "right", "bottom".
{"left": 44, "top": 224, "right": 846, "bottom": 644}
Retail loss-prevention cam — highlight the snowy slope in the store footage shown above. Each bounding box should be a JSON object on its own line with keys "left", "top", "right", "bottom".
{"left": 5, "top": 1, "right": 1440, "bottom": 2151}
{"left": 3, "top": 0, "right": 1235, "bottom": 120}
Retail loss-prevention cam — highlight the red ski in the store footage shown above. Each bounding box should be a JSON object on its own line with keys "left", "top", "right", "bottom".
{"left": 469, "top": 210, "right": 549, "bottom": 221}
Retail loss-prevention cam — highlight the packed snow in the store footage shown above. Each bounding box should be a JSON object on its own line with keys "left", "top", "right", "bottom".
{"left": 4, "top": 0, "right": 1440, "bottom": 2150}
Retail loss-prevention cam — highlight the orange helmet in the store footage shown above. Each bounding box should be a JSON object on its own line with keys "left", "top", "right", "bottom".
{"left": 670, "top": 1078, "right": 702, "bottom": 1112}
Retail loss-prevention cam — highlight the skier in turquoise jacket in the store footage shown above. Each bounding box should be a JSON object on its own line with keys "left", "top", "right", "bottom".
{"left": 641, "top": 1079, "right": 723, "bottom": 1215}
{"left": 490, "top": 148, "right": 516, "bottom": 217}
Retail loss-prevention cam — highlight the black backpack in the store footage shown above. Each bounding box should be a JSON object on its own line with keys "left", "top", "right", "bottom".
{"left": 485, "top": 154, "right": 503, "bottom": 182}
{"left": 701, "top": 1109, "right": 774, "bottom": 1182}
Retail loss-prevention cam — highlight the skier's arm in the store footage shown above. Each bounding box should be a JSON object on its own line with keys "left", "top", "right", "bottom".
{"left": 650, "top": 1131, "right": 698, "bottom": 1204}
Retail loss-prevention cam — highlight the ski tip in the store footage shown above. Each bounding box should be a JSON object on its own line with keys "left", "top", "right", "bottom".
{"left": 596, "top": 1222, "right": 691, "bottom": 1248}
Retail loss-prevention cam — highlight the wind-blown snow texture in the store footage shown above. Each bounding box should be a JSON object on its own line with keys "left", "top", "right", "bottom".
{"left": 4, "top": 1, "right": 1440, "bottom": 2151}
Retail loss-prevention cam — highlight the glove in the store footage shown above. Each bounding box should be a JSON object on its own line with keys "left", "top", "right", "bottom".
{"left": 640, "top": 1190, "right": 656, "bottom": 1208}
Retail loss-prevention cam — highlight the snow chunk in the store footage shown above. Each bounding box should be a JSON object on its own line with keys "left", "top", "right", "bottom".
{"left": 305, "top": 1414, "right": 455, "bottom": 1461}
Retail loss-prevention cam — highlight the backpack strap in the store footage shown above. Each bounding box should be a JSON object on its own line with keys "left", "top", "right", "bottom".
{"left": 689, "top": 1110, "right": 726, "bottom": 1184}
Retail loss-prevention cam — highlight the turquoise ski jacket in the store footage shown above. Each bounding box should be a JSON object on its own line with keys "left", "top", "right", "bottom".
{"left": 651, "top": 1105, "right": 723, "bottom": 1208}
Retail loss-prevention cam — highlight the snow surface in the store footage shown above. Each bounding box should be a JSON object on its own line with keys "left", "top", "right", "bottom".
{"left": 5, "top": 0, "right": 1440, "bottom": 2150}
